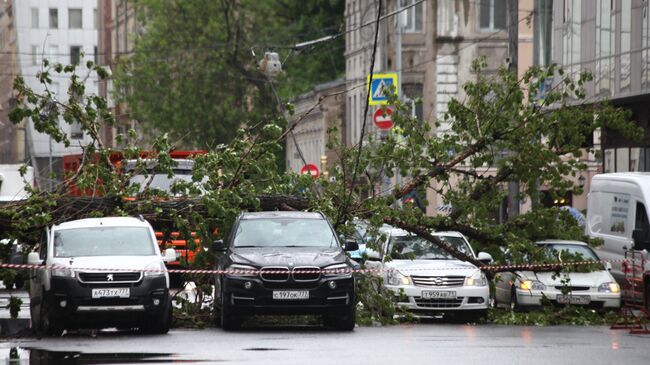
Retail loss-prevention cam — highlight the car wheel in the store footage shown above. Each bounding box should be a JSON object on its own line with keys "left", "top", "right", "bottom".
{"left": 40, "top": 296, "right": 63, "bottom": 336}
{"left": 142, "top": 300, "right": 172, "bottom": 334}
{"left": 645, "top": 280, "right": 650, "bottom": 312}
{"left": 220, "top": 293, "right": 241, "bottom": 331}
{"left": 324, "top": 305, "right": 356, "bottom": 331}
{"left": 510, "top": 287, "right": 522, "bottom": 312}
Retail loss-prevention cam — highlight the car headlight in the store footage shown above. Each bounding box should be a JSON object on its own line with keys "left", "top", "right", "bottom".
{"left": 323, "top": 263, "right": 352, "bottom": 277}
{"left": 226, "top": 264, "right": 258, "bottom": 277}
{"left": 144, "top": 262, "right": 167, "bottom": 277}
{"left": 519, "top": 280, "right": 546, "bottom": 291}
{"left": 598, "top": 282, "right": 620, "bottom": 293}
{"left": 465, "top": 273, "right": 487, "bottom": 286}
{"left": 51, "top": 267, "right": 74, "bottom": 278}
{"left": 387, "top": 270, "right": 411, "bottom": 286}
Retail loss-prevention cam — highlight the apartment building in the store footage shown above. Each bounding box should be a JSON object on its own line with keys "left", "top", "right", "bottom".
{"left": 0, "top": 2, "right": 23, "bottom": 164}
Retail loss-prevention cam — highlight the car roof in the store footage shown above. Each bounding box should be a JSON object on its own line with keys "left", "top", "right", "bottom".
{"left": 379, "top": 226, "right": 466, "bottom": 238}
{"left": 240, "top": 211, "right": 325, "bottom": 220}
{"left": 535, "top": 240, "right": 589, "bottom": 246}
{"left": 53, "top": 217, "right": 151, "bottom": 230}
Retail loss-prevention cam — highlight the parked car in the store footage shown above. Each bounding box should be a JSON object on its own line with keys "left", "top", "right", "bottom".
{"left": 213, "top": 211, "right": 359, "bottom": 331}
{"left": 494, "top": 240, "right": 621, "bottom": 311}
{"left": 365, "top": 226, "right": 493, "bottom": 322}
{"left": 27, "top": 217, "right": 177, "bottom": 335}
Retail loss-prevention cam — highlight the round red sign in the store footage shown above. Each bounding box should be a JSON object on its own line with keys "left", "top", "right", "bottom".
{"left": 300, "top": 164, "right": 319, "bottom": 178}
{"left": 373, "top": 107, "right": 393, "bottom": 130}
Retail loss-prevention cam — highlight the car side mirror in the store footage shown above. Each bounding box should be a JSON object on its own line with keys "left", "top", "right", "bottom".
{"left": 344, "top": 239, "right": 359, "bottom": 252}
{"left": 477, "top": 252, "right": 493, "bottom": 265}
{"left": 605, "top": 262, "right": 612, "bottom": 271}
{"left": 163, "top": 248, "right": 177, "bottom": 263}
{"left": 27, "top": 252, "right": 43, "bottom": 266}
{"left": 365, "top": 248, "right": 381, "bottom": 261}
{"left": 212, "top": 239, "right": 226, "bottom": 252}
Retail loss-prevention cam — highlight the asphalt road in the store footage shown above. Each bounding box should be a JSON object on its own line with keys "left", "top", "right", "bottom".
{"left": 1, "top": 324, "right": 649, "bottom": 364}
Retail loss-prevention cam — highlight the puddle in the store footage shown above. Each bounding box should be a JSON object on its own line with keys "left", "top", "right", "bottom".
{"left": 2, "top": 347, "right": 218, "bottom": 364}
{"left": 243, "top": 348, "right": 288, "bottom": 351}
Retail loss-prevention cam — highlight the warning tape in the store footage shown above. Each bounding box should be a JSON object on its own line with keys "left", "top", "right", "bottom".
{"left": 0, "top": 258, "right": 632, "bottom": 276}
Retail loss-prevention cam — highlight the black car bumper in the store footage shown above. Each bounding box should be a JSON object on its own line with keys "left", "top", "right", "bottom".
{"left": 46, "top": 275, "right": 169, "bottom": 327}
{"left": 222, "top": 275, "right": 355, "bottom": 315}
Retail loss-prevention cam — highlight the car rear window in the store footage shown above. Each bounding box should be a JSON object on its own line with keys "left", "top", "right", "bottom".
{"left": 233, "top": 218, "right": 337, "bottom": 248}
{"left": 53, "top": 227, "right": 155, "bottom": 257}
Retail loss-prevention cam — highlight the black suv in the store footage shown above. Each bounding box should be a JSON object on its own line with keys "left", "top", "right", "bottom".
{"left": 213, "top": 211, "right": 359, "bottom": 331}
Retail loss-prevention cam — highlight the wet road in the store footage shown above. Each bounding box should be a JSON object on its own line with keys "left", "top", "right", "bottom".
{"left": 2, "top": 324, "right": 649, "bottom": 364}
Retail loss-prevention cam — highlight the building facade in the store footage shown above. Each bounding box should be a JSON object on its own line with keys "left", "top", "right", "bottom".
{"left": 286, "top": 79, "right": 346, "bottom": 176}
{"left": 551, "top": 0, "right": 650, "bottom": 208}
{"left": 0, "top": 2, "right": 23, "bottom": 164}
{"left": 12, "top": 0, "right": 99, "bottom": 188}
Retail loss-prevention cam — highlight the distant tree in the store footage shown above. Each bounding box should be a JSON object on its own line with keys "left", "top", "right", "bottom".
{"left": 113, "top": 0, "right": 344, "bottom": 149}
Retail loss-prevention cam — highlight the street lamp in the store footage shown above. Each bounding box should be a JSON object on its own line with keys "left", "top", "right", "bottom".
{"left": 578, "top": 175, "right": 586, "bottom": 188}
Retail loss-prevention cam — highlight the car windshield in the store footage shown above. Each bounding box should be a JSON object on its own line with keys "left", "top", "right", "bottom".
{"left": 233, "top": 218, "right": 337, "bottom": 248}
{"left": 389, "top": 234, "right": 473, "bottom": 260}
{"left": 128, "top": 169, "right": 194, "bottom": 193}
{"left": 53, "top": 227, "right": 155, "bottom": 257}
{"left": 542, "top": 244, "right": 599, "bottom": 261}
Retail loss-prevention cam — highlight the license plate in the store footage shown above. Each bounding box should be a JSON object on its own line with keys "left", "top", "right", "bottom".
{"left": 91, "top": 288, "right": 130, "bottom": 299}
{"left": 421, "top": 290, "right": 456, "bottom": 299}
{"left": 272, "top": 290, "right": 309, "bottom": 300}
{"left": 556, "top": 294, "right": 590, "bottom": 305}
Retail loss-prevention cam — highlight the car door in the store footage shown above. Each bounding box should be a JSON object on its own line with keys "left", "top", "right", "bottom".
{"left": 29, "top": 228, "right": 49, "bottom": 308}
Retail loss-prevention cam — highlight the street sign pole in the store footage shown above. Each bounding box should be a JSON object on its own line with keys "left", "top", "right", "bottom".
{"left": 394, "top": 4, "right": 402, "bottom": 205}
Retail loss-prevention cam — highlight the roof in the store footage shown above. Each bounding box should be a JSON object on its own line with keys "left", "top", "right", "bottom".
{"left": 54, "top": 217, "right": 151, "bottom": 230}
{"left": 240, "top": 211, "right": 325, "bottom": 220}
{"left": 535, "top": 240, "right": 589, "bottom": 246}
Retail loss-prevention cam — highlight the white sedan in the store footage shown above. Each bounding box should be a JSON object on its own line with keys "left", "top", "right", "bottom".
{"left": 365, "top": 227, "right": 493, "bottom": 322}
{"left": 494, "top": 240, "right": 621, "bottom": 311}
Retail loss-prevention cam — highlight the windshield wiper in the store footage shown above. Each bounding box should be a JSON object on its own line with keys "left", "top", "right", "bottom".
{"left": 235, "top": 245, "right": 259, "bottom": 248}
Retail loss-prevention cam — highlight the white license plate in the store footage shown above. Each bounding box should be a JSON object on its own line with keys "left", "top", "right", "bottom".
{"left": 421, "top": 290, "right": 456, "bottom": 299}
{"left": 556, "top": 295, "right": 590, "bottom": 305}
{"left": 272, "top": 290, "right": 309, "bottom": 300}
{"left": 91, "top": 288, "right": 130, "bottom": 299}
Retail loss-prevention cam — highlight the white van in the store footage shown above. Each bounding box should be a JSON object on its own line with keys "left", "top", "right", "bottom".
{"left": 586, "top": 173, "right": 650, "bottom": 291}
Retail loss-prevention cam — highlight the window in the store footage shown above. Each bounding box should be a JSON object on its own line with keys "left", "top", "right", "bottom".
{"left": 70, "top": 46, "right": 81, "bottom": 65}
{"left": 70, "top": 121, "right": 83, "bottom": 140}
{"left": 479, "top": 0, "right": 506, "bottom": 31}
{"left": 49, "top": 8, "right": 58, "bottom": 29}
{"left": 534, "top": 0, "right": 553, "bottom": 66}
{"left": 48, "top": 44, "right": 58, "bottom": 63}
{"left": 634, "top": 202, "right": 650, "bottom": 250}
{"left": 437, "top": 0, "right": 457, "bottom": 36}
{"left": 562, "top": 0, "right": 581, "bottom": 80}
{"left": 31, "top": 45, "right": 39, "bottom": 66}
{"left": 620, "top": 0, "right": 631, "bottom": 92}
{"left": 31, "top": 8, "right": 39, "bottom": 28}
{"left": 401, "top": 0, "right": 423, "bottom": 33}
{"left": 94, "top": 46, "right": 98, "bottom": 64}
{"left": 69, "top": 9, "right": 82, "bottom": 29}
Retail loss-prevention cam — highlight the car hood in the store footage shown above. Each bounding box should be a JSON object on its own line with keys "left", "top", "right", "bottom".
{"left": 386, "top": 259, "right": 480, "bottom": 276}
{"left": 520, "top": 270, "right": 615, "bottom": 287}
{"left": 51, "top": 256, "right": 162, "bottom": 271}
{"left": 230, "top": 247, "right": 347, "bottom": 267}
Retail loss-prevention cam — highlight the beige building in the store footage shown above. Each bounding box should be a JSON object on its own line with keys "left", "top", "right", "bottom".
{"left": 0, "top": 1, "right": 24, "bottom": 164}
{"left": 286, "top": 79, "right": 346, "bottom": 176}
{"left": 97, "top": 0, "right": 140, "bottom": 146}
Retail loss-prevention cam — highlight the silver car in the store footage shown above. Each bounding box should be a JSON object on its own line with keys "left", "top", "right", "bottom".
{"left": 494, "top": 240, "right": 621, "bottom": 311}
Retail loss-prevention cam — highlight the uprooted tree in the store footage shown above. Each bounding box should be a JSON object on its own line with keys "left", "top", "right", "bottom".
{"left": 0, "top": 56, "right": 641, "bottom": 324}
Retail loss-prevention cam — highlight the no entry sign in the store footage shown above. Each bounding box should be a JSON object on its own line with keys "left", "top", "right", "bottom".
{"left": 300, "top": 164, "right": 319, "bottom": 178}
{"left": 373, "top": 107, "right": 393, "bottom": 130}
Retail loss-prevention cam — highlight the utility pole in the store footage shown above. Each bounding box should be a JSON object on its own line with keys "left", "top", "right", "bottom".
{"left": 394, "top": 2, "right": 402, "bottom": 202}
{"left": 506, "top": 0, "right": 519, "bottom": 218}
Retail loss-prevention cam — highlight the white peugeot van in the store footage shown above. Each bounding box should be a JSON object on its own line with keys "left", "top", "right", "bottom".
{"left": 27, "top": 217, "right": 177, "bottom": 335}
{"left": 586, "top": 173, "right": 650, "bottom": 299}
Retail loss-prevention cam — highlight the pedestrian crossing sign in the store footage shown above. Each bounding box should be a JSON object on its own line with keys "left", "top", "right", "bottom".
{"left": 367, "top": 73, "right": 398, "bottom": 105}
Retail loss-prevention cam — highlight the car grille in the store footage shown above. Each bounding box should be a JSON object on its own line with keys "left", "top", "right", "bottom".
{"left": 554, "top": 286, "right": 591, "bottom": 291}
{"left": 414, "top": 297, "right": 464, "bottom": 308}
{"left": 260, "top": 267, "right": 290, "bottom": 282}
{"left": 292, "top": 266, "right": 321, "bottom": 282}
{"left": 411, "top": 275, "right": 465, "bottom": 288}
{"left": 78, "top": 272, "right": 142, "bottom": 283}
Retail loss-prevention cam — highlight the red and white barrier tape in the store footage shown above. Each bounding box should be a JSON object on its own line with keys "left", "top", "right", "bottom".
{"left": 0, "top": 258, "right": 632, "bottom": 276}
